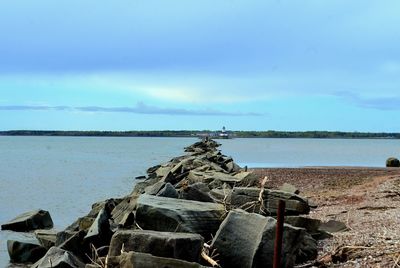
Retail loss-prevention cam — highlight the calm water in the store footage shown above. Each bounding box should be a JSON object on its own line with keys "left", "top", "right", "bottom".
{"left": 1, "top": 136, "right": 399, "bottom": 266}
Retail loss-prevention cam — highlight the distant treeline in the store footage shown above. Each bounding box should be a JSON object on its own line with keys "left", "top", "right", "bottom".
{"left": 0, "top": 130, "right": 400, "bottom": 139}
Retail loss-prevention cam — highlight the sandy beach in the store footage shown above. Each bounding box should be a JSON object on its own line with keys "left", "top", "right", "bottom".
{"left": 252, "top": 167, "right": 400, "bottom": 267}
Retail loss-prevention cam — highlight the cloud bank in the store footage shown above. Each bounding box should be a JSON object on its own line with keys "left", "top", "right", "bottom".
{"left": 0, "top": 102, "right": 262, "bottom": 116}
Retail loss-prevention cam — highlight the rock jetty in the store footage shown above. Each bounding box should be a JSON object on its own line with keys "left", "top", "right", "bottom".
{"left": 3, "top": 139, "right": 340, "bottom": 267}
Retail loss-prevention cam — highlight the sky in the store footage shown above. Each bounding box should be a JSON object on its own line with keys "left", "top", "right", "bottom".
{"left": 0, "top": 1, "right": 400, "bottom": 132}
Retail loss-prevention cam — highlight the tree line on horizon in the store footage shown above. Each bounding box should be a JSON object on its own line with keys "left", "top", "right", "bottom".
{"left": 0, "top": 130, "right": 399, "bottom": 139}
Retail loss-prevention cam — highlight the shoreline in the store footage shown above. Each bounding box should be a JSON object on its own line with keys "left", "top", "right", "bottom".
{"left": 252, "top": 166, "right": 400, "bottom": 266}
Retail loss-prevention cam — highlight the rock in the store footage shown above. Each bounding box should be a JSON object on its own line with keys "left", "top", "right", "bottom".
{"left": 111, "top": 194, "right": 139, "bottom": 225}
{"left": 34, "top": 247, "right": 85, "bottom": 268}
{"left": 285, "top": 216, "right": 321, "bottom": 234}
{"left": 118, "top": 212, "right": 135, "bottom": 228}
{"left": 108, "top": 230, "right": 203, "bottom": 262}
{"left": 106, "top": 251, "right": 208, "bottom": 268}
{"left": 280, "top": 183, "right": 300, "bottom": 194}
{"left": 34, "top": 229, "right": 57, "bottom": 249}
{"left": 319, "top": 220, "right": 349, "bottom": 233}
{"left": 1, "top": 210, "right": 53, "bottom": 232}
{"left": 386, "top": 157, "right": 400, "bottom": 167}
{"left": 285, "top": 216, "right": 332, "bottom": 240}
{"left": 136, "top": 194, "right": 225, "bottom": 238}
{"left": 209, "top": 188, "right": 232, "bottom": 204}
{"left": 233, "top": 172, "right": 260, "bottom": 187}
{"left": 135, "top": 175, "right": 146, "bottom": 180}
{"left": 84, "top": 208, "right": 113, "bottom": 247}
{"left": 179, "top": 182, "right": 214, "bottom": 202}
{"left": 7, "top": 240, "right": 47, "bottom": 263}
{"left": 225, "top": 160, "right": 241, "bottom": 173}
{"left": 144, "top": 180, "right": 166, "bottom": 195}
{"left": 231, "top": 187, "right": 310, "bottom": 215}
{"left": 88, "top": 198, "right": 121, "bottom": 218}
{"left": 203, "top": 171, "right": 242, "bottom": 185}
{"left": 211, "top": 209, "right": 317, "bottom": 268}
{"left": 208, "top": 178, "right": 223, "bottom": 189}
{"left": 157, "top": 182, "right": 179, "bottom": 198}
{"left": 58, "top": 230, "right": 87, "bottom": 259}
{"left": 55, "top": 230, "right": 77, "bottom": 246}
{"left": 210, "top": 210, "right": 270, "bottom": 268}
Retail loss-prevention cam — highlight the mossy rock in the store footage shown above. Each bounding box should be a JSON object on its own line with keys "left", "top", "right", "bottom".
{"left": 386, "top": 157, "right": 400, "bottom": 167}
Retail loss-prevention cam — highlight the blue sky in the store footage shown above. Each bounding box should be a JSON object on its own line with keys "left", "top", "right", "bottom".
{"left": 1, "top": 1, "right": 399, "bottom": 131}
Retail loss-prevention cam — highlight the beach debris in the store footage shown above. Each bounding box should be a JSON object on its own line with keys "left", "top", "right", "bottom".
{"left": 108, "top": 230, "right": 204, "bottom": 262}
{"left": 1, "top": 209, "right": 53, "bottom": 232}
{"left": 386, "top": 157, "right": 400, "bottom": 167}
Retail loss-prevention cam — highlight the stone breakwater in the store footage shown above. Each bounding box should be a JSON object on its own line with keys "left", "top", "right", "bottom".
{"left": 2, "top": 139, "right": 340, "bottom": 268}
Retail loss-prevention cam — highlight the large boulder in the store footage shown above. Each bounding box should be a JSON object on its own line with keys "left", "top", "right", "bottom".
{"left": 7, "top": 240, "right": 47, "bottom": 263}
{"left": 1, "top": 210, "right": 53, "bottom": 232}
{"left": 136, "top": 194, "right": 225, "bottom": 238}
{"left": 231, "top": 187, "right": 310, "bottom": 215}
{"left": 108, "top": 230, "right": 203, "bottom": 262}
{"left": 386, "top": 157, "right": 400, "bottom": 167}
{"left": 211, "top": 209, "right": 317, "bottom": 268}
{"left": 106, "top": 251, "right": 208, "bottom": 268}
{"left": 33, "top": 247, "right": 84, "bottom": 268}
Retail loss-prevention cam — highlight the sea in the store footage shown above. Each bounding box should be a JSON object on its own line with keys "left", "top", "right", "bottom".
{"left": 1, "top": 136, "right": 400, "bottom": 266}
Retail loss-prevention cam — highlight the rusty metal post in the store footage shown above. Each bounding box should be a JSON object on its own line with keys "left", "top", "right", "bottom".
{"left": 273, "top": 200, "right": 286, "bottom": 268}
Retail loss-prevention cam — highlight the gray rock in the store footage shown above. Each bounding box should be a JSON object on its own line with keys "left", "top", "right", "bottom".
{"left": 319, "top": 220, "right": 349, "bottom": 233}
{"left": 144, "top": 180, "right": 166, "bottom": 195}
{"left": 210, "top": 210, "right": 269, "bottom": 268}
{"left": 231, "top": 187, "right": 310, "bottom": 215}
{"left": 111, "top": 194, "right": 139, "bottom": 225}
{"left": 157, "top": 182, "right": 179, "bottom": 198}
{"left": 55, "top": 230, "right": 77, "bottom": 247}
{"left": 233, "top": 172, "right": 260, "bottom": 187}
{"left": 84, "top": 208, "right": 113, "bottom": 247}
{"left": 225, "top": 160, "right": 241, "bottom": 173}
{"left": 7, "top": 240, "right": 47, "bottom": 263}
{"left": 203, "top": 171, "right": 242, "bottom": 185}
{"left": 34, "top": 229, "right": 57, "bottom": 249}
{"left": 136, "top": 194, "right": 225, "bottom": 238}
{"left": 58, "top": 230, "right": 87, "bottom": 259}
{"left": 211, "top": 209, "right": 317, "bottom": 268}
{"left": 179, "top": 182, "right": 214, "bottom": 202}
{"left": 34, "top": 247, "right": 84, "bottom": 268}
{"left": 1, "top": 210, "right": 53, "bottom": 232}
{"left": 280, "top": 183, "right": 300, "bottom": 195}
{"left": 386, "top": 157, "right": 400, "bottom": 167}
{"left": 106, "top": 251, "right": 208, "bottom": 268}
{"left": 108, "top": 230, "right": 203, "bottom": 262}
